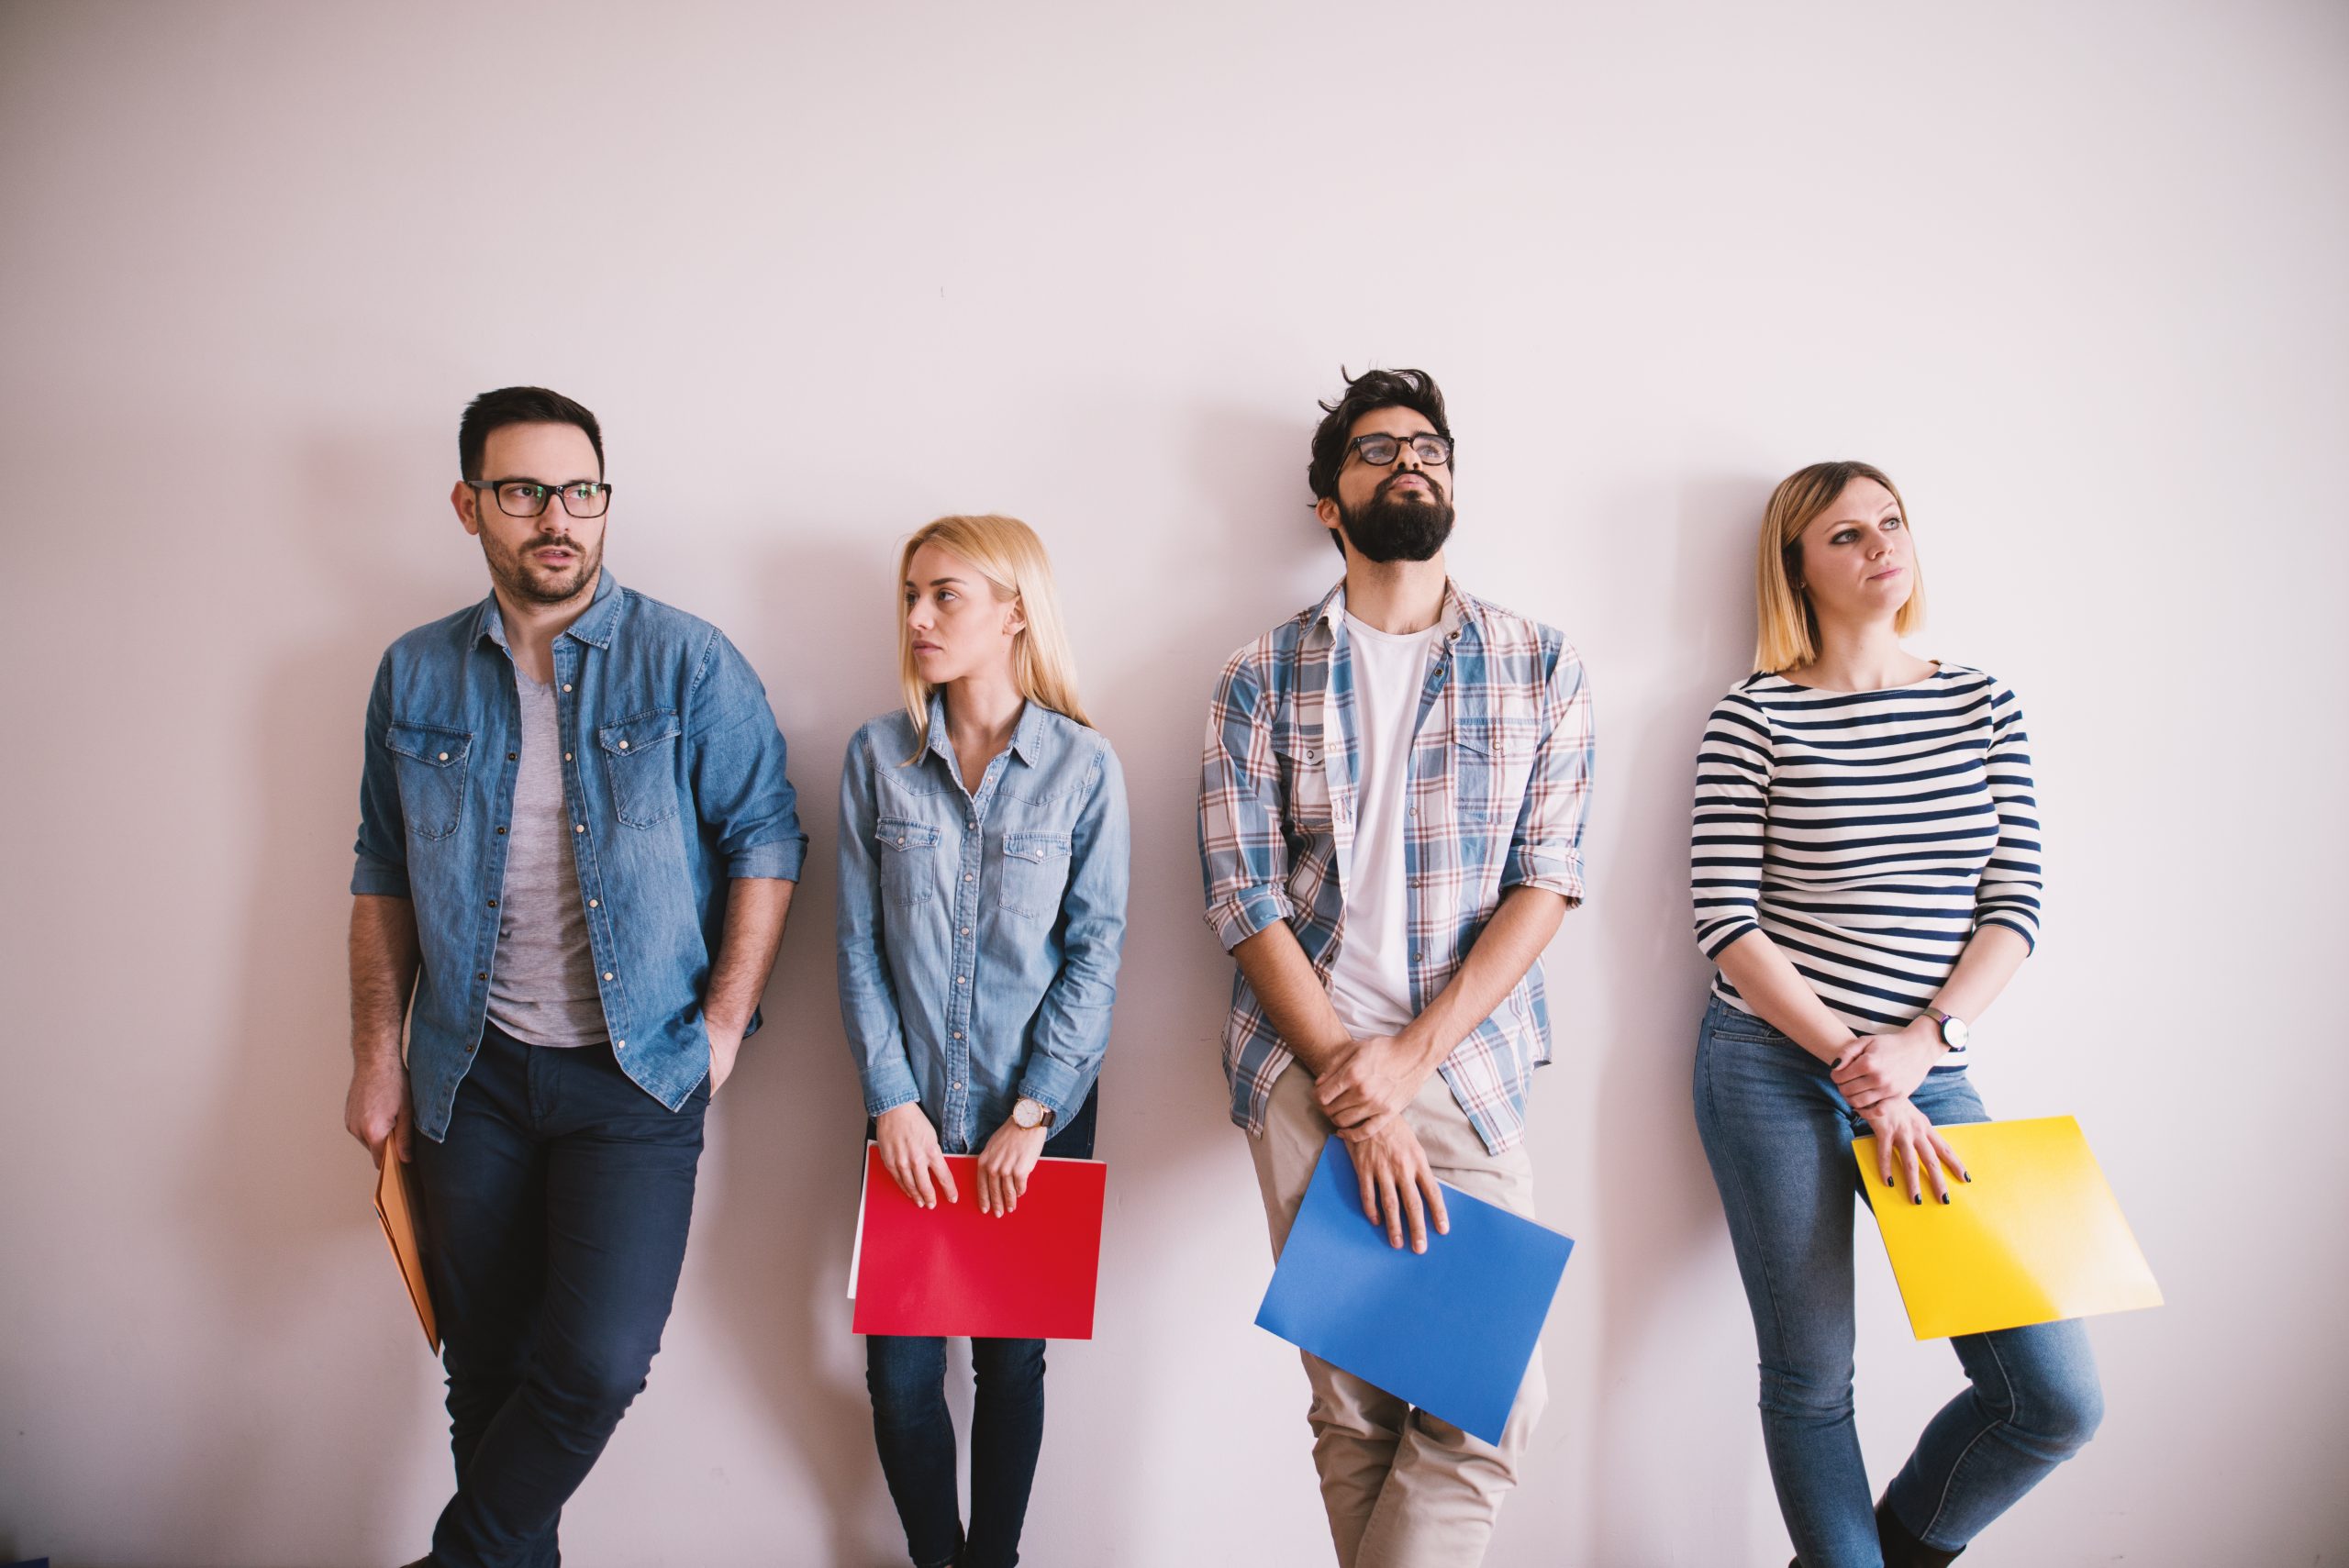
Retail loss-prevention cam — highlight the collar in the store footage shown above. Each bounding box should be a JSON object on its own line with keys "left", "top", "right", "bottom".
{"left": 1304, "top": 574, "right": 1475, "bottom": 646}
{"left": 922, "top": 692, "right": 1051, "bottom": 772}
{"left": 473, "top": 570, "right": 624, "bottom": 652}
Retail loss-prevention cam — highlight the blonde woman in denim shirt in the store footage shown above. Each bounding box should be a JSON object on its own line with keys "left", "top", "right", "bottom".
{"left": 837, "top": 514, "right": 1130, "bottom": 1568}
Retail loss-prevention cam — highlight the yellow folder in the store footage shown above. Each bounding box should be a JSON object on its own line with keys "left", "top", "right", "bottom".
{"left": 1854, "top": 1115, "right": 2161, "bottom": 1340}
{"left": 374, "top": 1150, "right": 440, "bottom": 1353}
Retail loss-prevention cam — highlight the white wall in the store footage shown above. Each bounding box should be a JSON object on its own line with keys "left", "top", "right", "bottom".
{"left": 3, "top": 3, "right": 2343, "bottom": 1563}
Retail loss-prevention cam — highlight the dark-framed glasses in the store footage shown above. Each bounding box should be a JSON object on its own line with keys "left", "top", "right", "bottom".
{"left": 1348, "top": 432, "right": 1454, "bottom": 468}
{"left": 466, "top": 478, "right": 613, "bottom": 518}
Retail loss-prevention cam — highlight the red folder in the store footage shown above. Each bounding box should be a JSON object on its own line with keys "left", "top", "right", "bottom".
{"left": 850, "top": 1144, "right": 1108, "bottom": 1340}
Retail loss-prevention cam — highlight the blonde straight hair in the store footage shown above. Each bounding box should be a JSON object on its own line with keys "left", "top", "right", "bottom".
{"left": 897, "top": 514, "right": 1091, "bottom": 758}
{"left": 1753, "top": 460, "right": 1928, "bottom": 673}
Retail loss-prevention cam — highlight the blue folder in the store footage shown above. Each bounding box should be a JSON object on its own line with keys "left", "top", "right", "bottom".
{"left": 1254, "top": 1136, "right": 1575, "bottom": 1444}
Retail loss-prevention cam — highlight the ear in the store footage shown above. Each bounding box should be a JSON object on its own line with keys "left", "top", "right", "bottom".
{"left": 1314, "top": 495, "right": 1345, "bottom": 541}
{"left": 452, "top": 481, "right": 483, "bottom": 538}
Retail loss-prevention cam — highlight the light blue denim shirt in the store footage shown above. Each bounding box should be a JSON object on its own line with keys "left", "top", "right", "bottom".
{"left": 351, "top": 573, "right": 807, "bottom": 1141}
{"left": 837, "top": 698, "right": 1130, "bottom": 1151}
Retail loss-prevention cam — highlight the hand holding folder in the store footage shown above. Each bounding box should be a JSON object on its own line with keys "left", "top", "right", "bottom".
{"left": 1854, "top": 1115, "right": 2161, "bottom": 1340}
{"left": 1255, "top": 1137, "right": 1573, "bottom": 1445}
{"left": 851, "top": 1144, "right": 1108, "bottom": 1340}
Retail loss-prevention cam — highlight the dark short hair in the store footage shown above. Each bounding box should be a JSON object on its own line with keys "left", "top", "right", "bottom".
{"left": 1307, "top": 366, "right": 1453, "bottom": 502}
{"left": 457, "top": 386, "right": 605, "bottom": 481}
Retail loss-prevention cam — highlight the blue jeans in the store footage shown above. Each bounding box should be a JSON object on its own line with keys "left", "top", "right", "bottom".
{"left": 411, "top": 1021, "right": 707, "bottom": 1568}
{"left": 1692, "top": 998, "right": 2103, "bottom": 1567}
{"left": 864, "top": 1088, "right": 1097, "bottom": 1568}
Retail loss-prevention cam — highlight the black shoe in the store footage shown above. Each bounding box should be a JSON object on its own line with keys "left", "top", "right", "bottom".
{"left": 1877, "top": 1496, "right": 1963, "bottom": 1567}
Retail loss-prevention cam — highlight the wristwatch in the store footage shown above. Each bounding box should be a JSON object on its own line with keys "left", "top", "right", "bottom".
{"left": 1011, "top": 1097, "right": 1054, "bottom": 1131}
{"left": 1928, "top": 1009, "right": 1970, "bottom": 1051}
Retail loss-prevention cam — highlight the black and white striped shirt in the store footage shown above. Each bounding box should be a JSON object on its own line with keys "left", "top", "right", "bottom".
{"left": 1690, "top": 664, "right": 2042, "bottom": 1063}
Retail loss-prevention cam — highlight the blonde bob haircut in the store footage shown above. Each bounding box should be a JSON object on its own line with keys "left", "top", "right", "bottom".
{"left": 1753, "top": 460, "right": 1928, "bottom": 674}
{"left": 897, "top": 514, "right": 1092, "bottom": 758}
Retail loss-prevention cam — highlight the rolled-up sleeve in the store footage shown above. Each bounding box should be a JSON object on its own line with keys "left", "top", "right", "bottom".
{"left": 1197, "top": 651, "right": 1296, "bottom": 950}
{"left": 1019, "top": 741, "right": 1130, "bottom": 1118}
{"left": 835, "top": 738, "right": 921, "bottom": 1117}
{"left": 350, "top": 652, "right": 412, "bottom": 898}
{"left": 1503, "top": 639, "right": 1594, "bottom": 904}
{"left": 686, "top": 630, "right": 807, "bottom": 881}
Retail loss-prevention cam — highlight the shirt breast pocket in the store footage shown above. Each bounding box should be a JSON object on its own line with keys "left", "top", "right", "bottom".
{"left": 1275, "top": 739, "right": 1333, "bottom": 835}
{"left": 596, "top": 708, "right": 683, "bottom": 828}
{"left": 1455, "top": 714, "right": 1540, "bottom": 826}
{"left": 877, "top": 817, "right": 942, "bottom": 906}
{"left": 998, "top": 829, "right": 1074, "bottom": 920}
{"left": 384, "top": 720, "right": 473, "bottom": 841}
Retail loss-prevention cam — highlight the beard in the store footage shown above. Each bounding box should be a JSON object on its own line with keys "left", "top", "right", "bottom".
{"left": 483, "top": 527, "right": 602, "bottom": 606}
{"left": 1335, "top": 473, "right": 1454, "bottom": 563}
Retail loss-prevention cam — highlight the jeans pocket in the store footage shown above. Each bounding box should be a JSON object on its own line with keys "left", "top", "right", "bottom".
{"left": 384, "top": 720, "right": 473, "bottom": 840}
{"left": 997, "top": 829, "right": 1073, "bottom": 919}
{"left": 596, "top": 708, "right": 683, "bottom": 827}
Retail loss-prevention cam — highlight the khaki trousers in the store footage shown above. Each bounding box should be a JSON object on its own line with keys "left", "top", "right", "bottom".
{"left": 1248, "top": 1063, "right": 1547, "bottom": 1568}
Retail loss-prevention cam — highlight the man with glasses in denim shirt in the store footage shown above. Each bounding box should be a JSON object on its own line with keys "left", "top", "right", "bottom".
{"left": 1198, "top": 369, "right": 1594, "bottom": 1567}
{"left": 343, "top": 386, "right": 805, "bottom": 1568}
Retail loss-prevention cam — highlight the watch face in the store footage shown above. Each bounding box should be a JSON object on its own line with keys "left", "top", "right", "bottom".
{"left": 1015, "top": 1100, "right": 1041, "bottom": 1129}
{"left": 1941, "top": 1014, "right": 1970, "bottom": 1050}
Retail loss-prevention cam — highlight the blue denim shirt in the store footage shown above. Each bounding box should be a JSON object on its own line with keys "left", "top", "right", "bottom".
{"left": 352, "top": 573, "right": 807, "bottom": 1141}
{"left": 836, "top": 698, "right": 1130, "bottom": 1151}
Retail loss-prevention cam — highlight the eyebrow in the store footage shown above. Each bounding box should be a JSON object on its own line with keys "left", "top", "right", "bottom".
{"left": 487, "top": 474, "right": 599, "bottom": 486}
{"left": 906, "top": 576, "right": 970, "bottom": 588}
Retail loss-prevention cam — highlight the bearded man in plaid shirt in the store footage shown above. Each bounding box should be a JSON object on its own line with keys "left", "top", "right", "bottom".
{"left": 1197, "top": 367, "right": 1594, "bottom": 1568}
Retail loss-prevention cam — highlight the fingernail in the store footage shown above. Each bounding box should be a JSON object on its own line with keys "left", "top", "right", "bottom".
{"left": 1940, "top": 1193, "right": 1950, "bottom": 1205}
{"left": 1886, "top": 1176, "right": 1895, "bottom": 1187}
{"left": 1912, "top": 1192, "right": 1922, "bottom": 1205}
{"left": 1963, "top": 1172, "right": 1973, "bottom": 1183}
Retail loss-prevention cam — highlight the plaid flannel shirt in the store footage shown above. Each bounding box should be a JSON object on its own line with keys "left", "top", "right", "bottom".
{"left": 1197, "top": 578, "right": 1595, "bottom": 1154}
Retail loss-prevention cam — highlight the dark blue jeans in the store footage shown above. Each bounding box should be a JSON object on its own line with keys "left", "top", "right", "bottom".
{"left": 1692, "top": 997, "right": 2103, "bottom": 1567}
{"left": 411, "top": 1021, "right": 707, "bottom": 1568}
{"left": 864, "top": 1089, "right": 1097, "bottom": 1568}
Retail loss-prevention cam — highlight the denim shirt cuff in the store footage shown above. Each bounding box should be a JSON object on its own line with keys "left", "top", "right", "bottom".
{"left": 1016, "top": 1054, "right": 1085, "bottom": 1121}
{"left": 727, "top": 835, "right": 807, "bottom": 881}
{"left": 350, "top": 859, "right": 411, "bottom": 899}
{"left": 862, "top": 1067, "right": 922, "bottom": 1119}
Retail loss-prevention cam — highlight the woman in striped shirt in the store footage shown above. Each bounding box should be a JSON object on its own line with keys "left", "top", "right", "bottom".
{"left": 1688, "top": 462, "right": 2104, "bottom": 1568}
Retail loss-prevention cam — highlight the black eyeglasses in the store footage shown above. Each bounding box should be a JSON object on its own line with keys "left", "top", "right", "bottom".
{"left": 1347, "top": 432, "right": 1454, "bottom": 468}
{"left": 465, "top": 479, "right": 614, "bottom": 518}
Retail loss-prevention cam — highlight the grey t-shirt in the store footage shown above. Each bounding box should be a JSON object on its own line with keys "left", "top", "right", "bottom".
{"left": 485, "top": 654, "right": 608, "bottom": 1048}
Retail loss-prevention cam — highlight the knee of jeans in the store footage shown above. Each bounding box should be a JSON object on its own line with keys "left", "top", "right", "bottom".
{"left": 540, "top": 1341, "right": 656, "bottom": 1421}
{"left": 865, "top": 1339, "right": 949, "bottom": 1418}
{"left": 1756, "top": 1357, "right": 1856, "bottom": 1423}
{"left": 972, "top": 1337, "right": 1046, "bottom": 1388}
{"left": 2023, "top": 1363, "right": 2105, "bottom": 1456}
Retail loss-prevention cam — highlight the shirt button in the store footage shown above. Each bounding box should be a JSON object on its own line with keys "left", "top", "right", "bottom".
{"left": 486, "top": 898, "right": 497, "bottom": 907}
{"left": 495, "top": 825, "right": 507, "bottom": 835}
{"left": 960, "top": 927, "right": 971, "bottom": 936}
{"left": 564, "top": 751, "right": 573, "bottom": 762}
{"left": 588, "top": 898, "right": 599, "bottom": 908}
{"left": 967, "top": 819, "right": 976, "bottom": 829}
{"left": 465, "top": 1040, "right": 476, "bottom": 1054}
{"left": 956, "top": 975, "right": 966, "bottom": 984}
{"left": 616, "top": 1040, "right": 626, "bottom": 1050}
{"left": 952, "top": 1031, "right": 963, "bottom": 1040}
{"left": 507, "top": 751, "right": 518, "bottom": 761}
{"left": 603, "top": 971, "right": 615, "bottom": 981}
{"left": 964, "top": 873, "right": 974, "bottom": 883}
{"left": 574, "top": 823, "right": 585, "bottom": 833}
{"left": 896, "top": 836, "right": 906, "bottom": 845}
{"left": 1411, "top": 951, "right": 1423, "bottom": 962}
{"left": 475, "top": 971, "right": 487, "bottom": 981}
{"left": 437, "top": 751, "right": 449, "bottom": 762}
{"left": 562, "top": 683, "right": 573, "bottom": 693}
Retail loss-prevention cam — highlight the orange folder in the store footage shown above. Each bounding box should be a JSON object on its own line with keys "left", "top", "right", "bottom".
{"left": 1854, "top": 1115, "right": 2161, "bottom": 1340}
{"left": 374, "top": 1151, "right": 440, "bottom": 1353}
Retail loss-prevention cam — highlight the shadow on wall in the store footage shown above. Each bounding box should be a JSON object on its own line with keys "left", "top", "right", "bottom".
{"left": 175, "top": 428, "right": 463, "bottom": 1562}
{"left": 1587, "top": 469, "right": 1783, "bottom": 1561}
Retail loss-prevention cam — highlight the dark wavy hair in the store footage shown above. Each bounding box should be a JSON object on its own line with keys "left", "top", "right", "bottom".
{"left": 457, "top": 385, "right": 605, "bottom": 481}
{"left": 1307, "top": 366, "right": 1453, "bottom": 503}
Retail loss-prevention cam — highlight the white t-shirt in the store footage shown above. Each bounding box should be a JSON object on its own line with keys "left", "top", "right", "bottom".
{"left": 1325, "top": 612, "right": 1440, "bottom": 1040}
